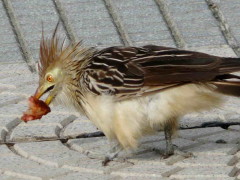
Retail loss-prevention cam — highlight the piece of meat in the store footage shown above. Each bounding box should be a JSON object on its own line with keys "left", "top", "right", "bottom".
{"left": 21, "top": 96, "right": 51, "bottom": 122}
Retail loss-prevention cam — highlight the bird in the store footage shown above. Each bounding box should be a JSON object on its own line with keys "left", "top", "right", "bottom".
{"left": 34, "top": 24, "right": 240, "bottom": 165}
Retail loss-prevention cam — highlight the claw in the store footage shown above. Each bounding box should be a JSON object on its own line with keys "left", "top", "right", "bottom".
{"left": 102, "top": 156, "right": 112, "bottom": 166}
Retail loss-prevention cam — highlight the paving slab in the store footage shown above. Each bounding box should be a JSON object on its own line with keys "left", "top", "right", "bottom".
{"left": 10, "top": 0, "right": 67, "bottom": 61}
{"left": 0, "top": 1, "right": 23, "bottom": 63}
{"left": 213, "top": 0, "right": 240, "bottom": 43}
{"left": 59, "top": 0, "right": 122, "bottom": 47}
{"left": 0, "top": 145, "right": 71, "bottom": 179}
{"left": 170, "top": 166, "right": 237, "bottom": 179}
{"left": 167, "top": 0, "right": 227, "bottom": 47}
{"left": 113, "top": 0, "right": 175, "bottom": 47}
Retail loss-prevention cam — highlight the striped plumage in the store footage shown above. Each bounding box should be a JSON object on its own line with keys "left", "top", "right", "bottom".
{"left": 35, "top": 26, "right": 240, "bottom": 163}
{"left": 83, "top": 45, "right": 240, "bottom": 100}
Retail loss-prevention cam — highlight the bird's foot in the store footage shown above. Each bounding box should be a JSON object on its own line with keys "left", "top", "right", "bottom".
{"left": 152, "top": 145, "right": 193, "bottom": 159}
{"left": 162, "top": 149, "right": 193, "bottom": 159}
{"left": 102, "top": 151, "right": 119, "bottom": 166}
{"left": 172, "top": 148, "right": 193, "bottom": 158}
{"left": 85, "top": 152, "right": 117, "bottom": 166}
{"left": 85, "top": 150, "right": 121, "bottom": 166}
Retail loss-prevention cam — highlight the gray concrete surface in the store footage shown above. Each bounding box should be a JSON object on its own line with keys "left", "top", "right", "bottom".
{"left": 0, "top": 0, "right": 240, "bottom": 179}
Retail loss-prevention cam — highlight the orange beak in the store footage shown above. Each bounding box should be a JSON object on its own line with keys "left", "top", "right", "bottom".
{"left": 34, "top": 87, "right": 44, "bottom": 99}
{"left": 34, "top": 86, "right": 54, "bottom": 105}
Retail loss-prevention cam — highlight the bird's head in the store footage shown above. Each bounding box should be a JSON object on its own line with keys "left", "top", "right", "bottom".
{"left": 34, "top": 63, "right": 63, "bottom": 105}
{"left": 34, "top": 23, "right": 94, "bottom": 105}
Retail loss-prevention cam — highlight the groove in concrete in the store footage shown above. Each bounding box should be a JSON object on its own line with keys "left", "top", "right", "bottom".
{"left": 4, "top": 170, "right": 41, "bottom": 180}
{"left": 3, "top": 118, "right": 22, "bottom": 142}
{"left": 179, "top": 129, "right": 224, "bottom": 141}
{"left": 103, "top": 0, "right": 133, "bottom": 46}
{"left": 228, "top": 144, "right": 240, "bottom": 155}
{"left": 14, "top": 144, "right": 59, "bottom": 167}
{"left": 205, "top": 0, "right": 240, "bottom": 57}
{"left": 55, "top": 115, "right": 77, "bottom": 138}
{"left": 162, "top": 166, "right": 183, "bottom": 177}
{"left": 52, "top": 0, "right": 77, "bottom": 43}
{"left": 13, "top": 142, "right": 104, "bottom": 174}
{"left": 2, "top": 0, "right": 36, "bottom": 72}
{"left": 154, "top": 0, "right": 186, "bottom": 48}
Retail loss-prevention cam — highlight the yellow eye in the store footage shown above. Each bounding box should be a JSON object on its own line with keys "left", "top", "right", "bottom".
{"left": 46, "top": 75, "right": 54, "bottom": 82}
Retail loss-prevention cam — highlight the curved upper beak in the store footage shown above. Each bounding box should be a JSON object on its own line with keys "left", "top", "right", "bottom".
{"left": 34, "top": 85, "right": 54, "bottom": 105}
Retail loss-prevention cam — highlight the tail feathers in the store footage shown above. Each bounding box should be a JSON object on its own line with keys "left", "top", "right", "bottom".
{"left": 213, "top": 74, "right": 240, "bottom": 96}
{"left": 219, "top": 57, "right": 240, "bottom": 74}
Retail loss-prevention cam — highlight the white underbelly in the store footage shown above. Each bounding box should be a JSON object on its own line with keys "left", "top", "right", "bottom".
{"left": 62, "top": 83, "right": 222, "bottom": 148}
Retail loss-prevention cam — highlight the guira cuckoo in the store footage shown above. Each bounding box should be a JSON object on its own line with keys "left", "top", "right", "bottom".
{"left": 34, "top": 25, "right": 240, "bottom": 165}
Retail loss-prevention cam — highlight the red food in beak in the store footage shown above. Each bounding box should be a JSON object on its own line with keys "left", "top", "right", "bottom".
{"left": 21, "top": 96, "right": 51, "bottom": 122}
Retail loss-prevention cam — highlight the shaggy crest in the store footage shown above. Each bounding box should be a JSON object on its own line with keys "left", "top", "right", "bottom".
{"left": 38, "top": 22, "right": 95, "bottom": 77}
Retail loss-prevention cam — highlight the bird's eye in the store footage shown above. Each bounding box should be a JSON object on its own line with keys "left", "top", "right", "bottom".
{"left": 46, "top": 75, "right": 54, "bottom": 82}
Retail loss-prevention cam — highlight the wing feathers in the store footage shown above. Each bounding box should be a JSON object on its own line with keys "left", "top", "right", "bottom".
{"left": 82, "top": 45, "right": 240, "bottom": 100}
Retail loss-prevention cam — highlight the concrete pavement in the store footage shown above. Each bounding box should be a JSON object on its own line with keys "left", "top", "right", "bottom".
{"left": 0, "top": 0, "right": 240, "bottom": 179}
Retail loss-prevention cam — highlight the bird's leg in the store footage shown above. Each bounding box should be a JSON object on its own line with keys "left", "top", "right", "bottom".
{"left": 164, "top": 125, "right": 174, "bottom": 158}
{"left": 163, "top": 124, "right": 192, "bottom": 158}
{"left": 102, "top": 143, "right": 123, "bottom": 166}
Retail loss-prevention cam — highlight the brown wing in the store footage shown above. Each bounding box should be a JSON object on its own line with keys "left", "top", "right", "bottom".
{"left": 82, "top": 45, "right": 240, "bottom": 100}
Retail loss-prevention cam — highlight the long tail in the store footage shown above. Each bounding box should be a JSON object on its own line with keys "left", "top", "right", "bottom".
{"left": 219, "top": 57, "right": 240, "bottom": 74}
{"left": 213, "top": 74, "right": 240, "bottom": 96}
